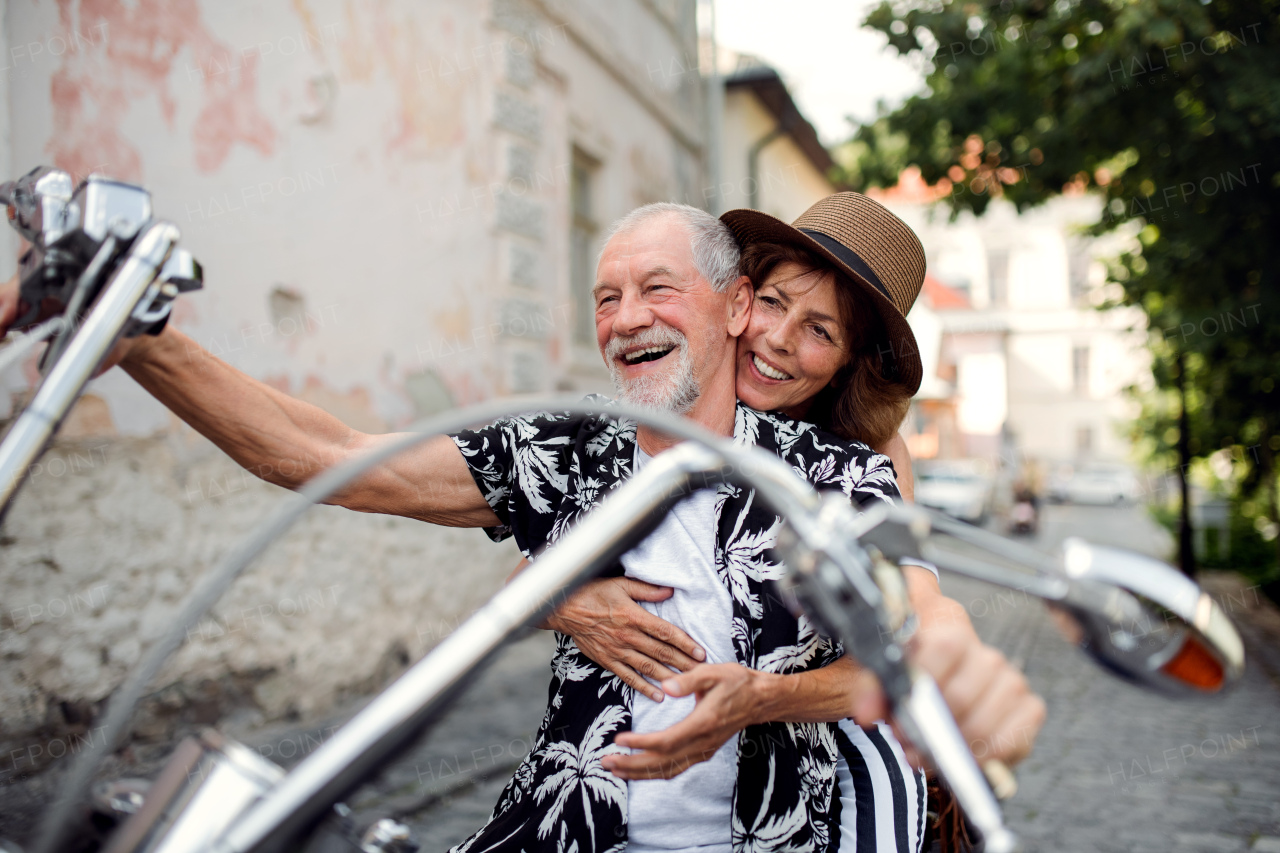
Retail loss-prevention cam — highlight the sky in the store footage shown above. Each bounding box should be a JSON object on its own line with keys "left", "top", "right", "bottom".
{"left": 713, "top": 0, "right": 928, "bottom": 145}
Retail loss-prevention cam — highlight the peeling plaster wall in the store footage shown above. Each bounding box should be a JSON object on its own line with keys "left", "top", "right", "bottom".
{"left": 0, "top": 0, "right": 703, "bottom": 751}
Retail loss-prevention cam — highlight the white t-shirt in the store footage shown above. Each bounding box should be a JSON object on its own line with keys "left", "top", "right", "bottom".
{"left": 623, "top": 447, "right": 738, "bottom": 853}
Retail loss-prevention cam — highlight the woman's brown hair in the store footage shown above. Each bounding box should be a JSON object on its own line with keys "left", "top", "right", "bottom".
{"left": 739, "top": 241, "right": 912, "bottom": 448}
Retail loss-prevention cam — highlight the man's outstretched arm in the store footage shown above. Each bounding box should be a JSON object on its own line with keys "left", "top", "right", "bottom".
{"left": 116, "top": 325, "right": 498, "bottom": 527}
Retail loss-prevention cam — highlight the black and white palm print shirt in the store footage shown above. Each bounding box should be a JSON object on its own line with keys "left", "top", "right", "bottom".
{"left": 449, "top": 400, "right": 900, "bottom": 853}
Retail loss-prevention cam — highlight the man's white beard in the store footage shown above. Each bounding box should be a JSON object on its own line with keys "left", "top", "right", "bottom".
{"left": 605, "top": 326, "right": 701, "bottom": 415}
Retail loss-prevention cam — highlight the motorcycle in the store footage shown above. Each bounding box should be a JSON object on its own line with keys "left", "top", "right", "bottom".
{"left": 0, "top": 167, "right": 1247, "bottom": 853}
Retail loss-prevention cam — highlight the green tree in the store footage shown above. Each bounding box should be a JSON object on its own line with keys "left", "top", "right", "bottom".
{"left": 842, "top": 0, "right": 1280, "bottom": 573}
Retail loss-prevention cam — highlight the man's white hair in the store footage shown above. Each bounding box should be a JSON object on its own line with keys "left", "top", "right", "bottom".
{"left": 597, "top": 202, "right": 741, "bottom": 293}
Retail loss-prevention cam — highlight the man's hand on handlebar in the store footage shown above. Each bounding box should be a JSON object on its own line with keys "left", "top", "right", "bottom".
{"left": 887, "top": 570, "right": 1047, "bottom": 768}
{"left": 0, "top": 275, "right": 19, "bottom": 332}
{"left": 0, "top": 274, "right": 65, "bottom": 334}
{"left": 0, "top": 273, "right": 157, "bottom": 376}
{"left": 851, "top": 619, "right": 1047, "bottom": 769}
{"left": 924, "top": 623, "right": 1046, "bottom": 767}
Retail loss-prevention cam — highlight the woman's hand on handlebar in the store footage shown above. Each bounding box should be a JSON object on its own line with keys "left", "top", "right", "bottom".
{"left": 539, "top": 575, "right": 707, "bottom": 702}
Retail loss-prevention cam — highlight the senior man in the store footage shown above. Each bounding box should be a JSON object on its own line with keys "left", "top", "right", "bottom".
{"left": 0, "top": 203, "right": 1042, "bottom": 853}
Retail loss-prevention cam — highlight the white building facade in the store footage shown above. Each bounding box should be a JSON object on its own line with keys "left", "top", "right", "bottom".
{"left": 881, "top": 177, "right": 1150, "bottom": 465}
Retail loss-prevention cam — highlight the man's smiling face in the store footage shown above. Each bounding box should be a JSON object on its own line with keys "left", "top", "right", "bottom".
{"left": 593, "top": 214, "right": 733, "bottom": 414}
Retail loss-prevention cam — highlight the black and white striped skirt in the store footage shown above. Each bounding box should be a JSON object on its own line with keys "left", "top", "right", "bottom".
{"left": 829, "top": 719, "right": 928, "bottom": 853}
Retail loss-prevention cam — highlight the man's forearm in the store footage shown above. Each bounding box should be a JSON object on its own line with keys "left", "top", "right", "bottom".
{"left": 121, "top": 326, "right": 357, "bottom": 491}
{"left": 119, "top": 326, "right": 497, "bottom": 525}
{"left": 904, "top": 565, "right": 978, "bottom": 640}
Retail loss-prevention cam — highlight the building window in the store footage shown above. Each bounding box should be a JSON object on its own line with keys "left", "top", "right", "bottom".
{"left": 570, "top": 150, "right": 598, "bottom": 346}
{"left": 987, "top": 249, "right": 1009, "bottom": 307}
{"left": 1072, "top": 345, "right": 1090, "bottom": 394}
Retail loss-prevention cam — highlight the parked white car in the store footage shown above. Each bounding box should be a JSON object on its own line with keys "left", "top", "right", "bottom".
{"left": 915, "top": 460, "right": 995, "bottom": 524}
{"left": 1057, "top": 463, "right": 1142, "bottom": 505}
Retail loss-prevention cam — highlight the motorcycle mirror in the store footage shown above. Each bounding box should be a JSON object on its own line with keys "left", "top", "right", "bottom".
{"left": 1050, "top": 538, "right": 1244, "bottom": 696}
{"left": 0, "top": 166, "right": 74, "bottom": 244}
{"left": 879, "top": 507, "right": 1245, "bottom": 697}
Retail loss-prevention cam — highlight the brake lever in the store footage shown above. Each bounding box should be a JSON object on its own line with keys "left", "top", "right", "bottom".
{"left": 775, "top": 493, "right": 1247, "bottom": 852}
{"left": 774, "top": 495, "right": 1019, "bottom": 853}
{"left": 131, "top": 248, "right": 203, "bottom": 334}
{"left": 865, "top": 503, "right": 1244, "bottom": 696}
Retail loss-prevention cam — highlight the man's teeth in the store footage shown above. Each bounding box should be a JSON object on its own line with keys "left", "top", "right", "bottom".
{"left": 753, "top": 354, "right": 792, "bottom": 381}
{"left": 623, "top": 346, "right": 674, "bottom": 364}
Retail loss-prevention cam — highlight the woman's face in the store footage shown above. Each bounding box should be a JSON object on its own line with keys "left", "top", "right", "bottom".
{"left": 736, "top": 261, "right": 851, "bottom": 419}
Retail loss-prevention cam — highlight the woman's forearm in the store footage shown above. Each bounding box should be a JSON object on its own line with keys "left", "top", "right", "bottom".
{"left": 749, "top": 568, "right": 977, "bottom": 727}
{"left": 748, "top": 655, "right": 869, "bottom": 724}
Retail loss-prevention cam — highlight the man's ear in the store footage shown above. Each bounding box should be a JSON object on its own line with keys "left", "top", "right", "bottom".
{"left": 725, "top": 275, "right": 753, "bottom": 337}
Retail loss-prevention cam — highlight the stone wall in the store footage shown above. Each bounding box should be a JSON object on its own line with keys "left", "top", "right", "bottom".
{"left": 0, "top": 421, "right": 519, "bottom": 765}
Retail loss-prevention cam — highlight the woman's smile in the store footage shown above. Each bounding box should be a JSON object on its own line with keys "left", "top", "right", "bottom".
{"left": 749, "top": 351, "right": 792, "bottom": 382}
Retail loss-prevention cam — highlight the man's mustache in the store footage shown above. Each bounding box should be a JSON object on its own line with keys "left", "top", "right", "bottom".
{"left": 604, "top": 326, "right": 687, "bottom": 362}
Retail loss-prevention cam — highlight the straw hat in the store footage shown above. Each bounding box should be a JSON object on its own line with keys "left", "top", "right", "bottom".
{"left": 721, "top": 192, "right": 926, "bottom": 395}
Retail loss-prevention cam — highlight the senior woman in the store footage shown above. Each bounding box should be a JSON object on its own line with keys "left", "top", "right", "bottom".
{"left": 543, "top": 194, "right": 1044, "bottom": 853}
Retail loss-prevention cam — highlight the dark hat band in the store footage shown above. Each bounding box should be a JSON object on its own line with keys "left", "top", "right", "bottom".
{"left": 798, "top": 228, "right": 891, "bottom": 304}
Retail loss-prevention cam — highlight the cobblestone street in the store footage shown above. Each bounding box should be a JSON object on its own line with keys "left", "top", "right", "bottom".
{"left": 945, "top": 503, "right": 1280, "bottom": 852}
{"left": 3, "top": 504, "right": 1278, "bottom": 852}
